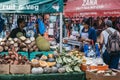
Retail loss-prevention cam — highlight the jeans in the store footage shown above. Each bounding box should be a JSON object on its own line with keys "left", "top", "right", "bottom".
{"left": 102, "top": 50, "right": 120, "bottom": 69}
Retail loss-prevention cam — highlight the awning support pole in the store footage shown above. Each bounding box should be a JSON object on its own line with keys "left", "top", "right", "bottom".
{"left": 60, "top": 12, "right": 63, "bottom": 53}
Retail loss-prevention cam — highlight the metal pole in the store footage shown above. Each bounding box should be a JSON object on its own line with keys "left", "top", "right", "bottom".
{"left": 60, "top": 12, "right": 63, "bottom": 53}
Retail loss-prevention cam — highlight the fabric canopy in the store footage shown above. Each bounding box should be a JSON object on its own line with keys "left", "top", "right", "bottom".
{"left": 64, "top": 0, "right": 120, "bottom": 17}
{"left": 0, "top": 0, "right": 63, "bottom": 13}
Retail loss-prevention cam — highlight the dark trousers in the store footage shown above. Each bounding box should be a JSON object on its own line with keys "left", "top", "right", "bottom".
{"left": 102, "top": 50, "right": 120, "bottom": 69}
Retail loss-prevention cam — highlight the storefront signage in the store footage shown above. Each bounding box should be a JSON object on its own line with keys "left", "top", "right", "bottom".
{"left": 82, "top": 0, "right": 97, "bottom": 6}
{"left": 0, "top": 4, "right": 39, "bottom": 11}
{"left": 76, "top": 0, "right": 104, "bottom": 10}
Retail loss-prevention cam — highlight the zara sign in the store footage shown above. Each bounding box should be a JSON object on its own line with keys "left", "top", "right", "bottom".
{"left": 82, "top": 0, "right": 97, "bottom": 6}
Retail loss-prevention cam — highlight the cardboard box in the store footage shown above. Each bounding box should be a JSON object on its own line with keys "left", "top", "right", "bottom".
{"left": 0, "top": 64, "right": 9, "bottom": 74}
{"left": 10, "top": 65, "right": 31, "bottom": 74}
{"left": 86, "top": 71, "right": 120, "bottom": 80}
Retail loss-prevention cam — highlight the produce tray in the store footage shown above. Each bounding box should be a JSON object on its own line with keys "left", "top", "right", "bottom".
{"left": 29, "top": 51, "right": 54, "bottom": 60}
{"left": 81, "top": 64, "right": 109, "bottom": 71}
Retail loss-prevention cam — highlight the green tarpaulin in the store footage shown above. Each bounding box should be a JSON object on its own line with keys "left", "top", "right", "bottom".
{"left": 0, "top": 0, "right": 63, "bottom": 13}
{"left": 0, "top": 72, "right": 86, "bottom": 80}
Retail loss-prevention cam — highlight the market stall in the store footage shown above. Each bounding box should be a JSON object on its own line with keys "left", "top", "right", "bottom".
{"left": 0, "top": 0, "right": 86, "bottom": 80}
{"left": 0, "top": 0, "right": 63, "bottom": 52}
{"left": 64, "top": 0, "right": 120, "bottom": 17}
{"left": 63, "top": 1, "right": 120, "bottom": 80}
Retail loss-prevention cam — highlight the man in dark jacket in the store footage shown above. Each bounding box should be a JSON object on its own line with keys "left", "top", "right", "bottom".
{"left": 9, "top": 18, "right": 26, "bottom": 38}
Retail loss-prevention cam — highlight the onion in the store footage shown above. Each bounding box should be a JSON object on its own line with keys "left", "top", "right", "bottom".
{"left": 14, "top": 60, "right": 19, "bottom": 65}
{"left": 10, "top": 60, "right": 14, "bottom": 64}
{"left": 0, "top": 46, "right": 4, "bottom": 52}
{"left": 11, "top": 55, "right": 16, "bottom": 59}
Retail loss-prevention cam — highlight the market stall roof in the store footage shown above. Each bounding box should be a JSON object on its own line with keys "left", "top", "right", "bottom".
{"left": 64, "top": 0, "right": 120, "bottom": 17}
{"left": 0, "top": 0, "right": 63, "bottom": 13}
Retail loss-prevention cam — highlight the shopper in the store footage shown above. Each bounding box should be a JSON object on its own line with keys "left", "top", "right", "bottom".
{"left": 0, "top": 17, "right": 4, "bottom": 33}
{"left": 0, "top": 24, "right": 10, "bottom": 38}
{"left": 9, "top": 18, "right": 26, "bottom": 38}
{"left": 99, "top": 20, "right": 120, "bottom": 69}
{"left": 34, "top": 18, "right": 46, "bottom": 37}
{"left": 80, "top": 18, "right": 97, "bottom": 44}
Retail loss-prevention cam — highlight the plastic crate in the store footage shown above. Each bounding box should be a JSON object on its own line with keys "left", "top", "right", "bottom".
{"left": 18, "top": 52, "right": 28, "bottom": 59}
{"left": 29, "top": 51, "right": 54, "bottom": 60}
{"left": 0, "top": 52, "right": 28, "bottom": 59}
{"left": 0, "top": 52, "right": 8, "bottom": 55}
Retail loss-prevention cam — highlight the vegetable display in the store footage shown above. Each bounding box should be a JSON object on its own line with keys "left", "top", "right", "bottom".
{"left": 0, "top": 47, "right": 30, "bottom": 65}
{"left": 0, "top": 36, "right": 39, "bottom": 52}
{"left": 31, "top": 50, "right": 86, "bottom": 74}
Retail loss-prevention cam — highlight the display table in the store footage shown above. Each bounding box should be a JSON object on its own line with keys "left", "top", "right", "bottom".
{"left": 0, "top": 72, "right": 86, "bottom": 80}
{"left": 63, "top": 38, "right": 82, "bottom": 47}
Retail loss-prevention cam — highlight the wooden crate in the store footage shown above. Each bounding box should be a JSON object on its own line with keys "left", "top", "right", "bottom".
{"left": 0, "top": 64, "right": 9, "bottom": 74}
{"left": 10, "top": 65, "right": 31, "bottom": 74}
{"left": 86, "top": 71, "right": 120, "bottom": 80}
